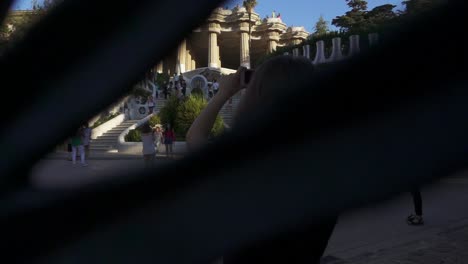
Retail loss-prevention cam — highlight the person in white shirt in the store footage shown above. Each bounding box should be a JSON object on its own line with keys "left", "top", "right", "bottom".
{"left": 141, "top": 122, "right": 156, "bottom": 168}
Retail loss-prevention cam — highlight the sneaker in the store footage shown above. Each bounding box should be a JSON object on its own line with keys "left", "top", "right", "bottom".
{"left": 407, "top": 214, "right": 416, "bottom": 221}
{"left": 407, "top": 215, "right": 424, "bottom": 225}
{"left": 81, "top": 163, "right": 88, "bottom": 167}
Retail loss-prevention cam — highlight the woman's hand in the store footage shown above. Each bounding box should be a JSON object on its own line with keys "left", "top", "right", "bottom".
{"left": 217, "top": 66, "right": 247, "bottom": 99}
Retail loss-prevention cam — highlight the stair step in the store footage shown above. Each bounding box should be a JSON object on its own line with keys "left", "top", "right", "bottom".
{"left": 97, "top": 136, "right": 118, "bottom": 140}
{"left": 90, "top": 146, "right": 114, "bottom": 150}
{"left": 103, "top": 131, "right": 123, "bottom": 135}
{"left": 92, "top": 140, "right": 116, "bottom": 144}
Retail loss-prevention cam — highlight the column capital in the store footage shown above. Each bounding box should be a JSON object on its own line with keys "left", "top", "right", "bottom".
{"left": 266, "top": 31, "right": 280, "bottom": 42}
{"left": 238, "top": 21, "right": 250, "bottom": 33}
{"left": 208, "top": 22, "right": 221, "bottom": 34}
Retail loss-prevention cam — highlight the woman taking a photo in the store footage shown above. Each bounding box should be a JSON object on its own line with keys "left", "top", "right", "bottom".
{"left": 186, "top": 56, "right": 337, "bottom": 264}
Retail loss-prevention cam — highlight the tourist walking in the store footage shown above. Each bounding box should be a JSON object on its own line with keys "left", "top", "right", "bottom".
{"left": 82, "top": 122, "right": 92, "bottom": 158}
{"left": 181, "top": 80, "right": 187, "bottom": 97}
{"left": 212, "top": 79, "right": 219, "bottom": 95}
{"left": 163, "top": 85, "right": 168, "bottom": 99}
{"left": 208, "top": 83, "right": 214, "bottom": 99}
{"left": 71, "top": 127, "right": 87, "bottom": 166}
{"left": 407, "top": 186, "right": 424, "bottom": 225}
{"left": 163, "top": 124, "right": 175, "bottom": 158}
{"left": 154, "top": 126, "right": 163, "bottom": 153}
{"left": 67, "top": 138, "right": 72, "bottom": 161}
{"left": 147, "top": 95, "right": 155, "bottom": 115}
{"left": 141, "top": 122, "right": 156, "bottom": 168}
{"left": 187, "top": 56, "right": 337, "bottom": 264}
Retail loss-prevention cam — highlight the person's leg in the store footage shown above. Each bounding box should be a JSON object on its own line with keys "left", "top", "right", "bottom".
{"left": 169, "top": 143, "right": 173, "bottom": 158}
{"left": 408, "top": 186, "right": 424, "bottom": 225}
{"left": 165, "top": 144, "right": 169, "bottom": 157}
{"left": 71, "top": 146, "right": 77, "bottom": 164}
{"left": 411, "top": 187, "right": 423, "bottom": 216}
{"left": 85, "top": 145, "right": 90, "bottom": 158}
{"left": 79, "top": 145, "right": 86, "bottom": 165}
{"left": 67, "top": 143, "right": 72, "bottom": 161}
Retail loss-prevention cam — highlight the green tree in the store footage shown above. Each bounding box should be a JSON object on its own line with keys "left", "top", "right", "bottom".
{"left": 332, "top": 0, "right": 397, "bottom": 33}
{"left": 402, "top": 0, "right": 445, "bottom": 15}
{"left": 175, "top": 95, "right": 224, "bottom": 138}
{"left": 366, "top": 4, "right": 397, "bottom": 30}
{"left": 332, "top": 0, "right": 369, "bottom": 33}
{"left": 243, "top": 0, "right": 258, "bottom": 65}
{"left": 159, "top": 96, "right": 180, "bottom": 127}
{"left": 313, "top": 15, "right": 329, "bottom": 37}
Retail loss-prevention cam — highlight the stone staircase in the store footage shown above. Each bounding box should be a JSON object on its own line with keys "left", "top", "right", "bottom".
{"left": 219, "top": 95, "right": 241, "bottom": 127}
{"left": 90, "top": 120, "right": 137, "bottom": 152}
{"left": 154, "top": 98, "right": 167, "bottom": 113}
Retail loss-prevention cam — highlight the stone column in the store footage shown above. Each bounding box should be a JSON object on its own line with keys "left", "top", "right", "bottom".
{"left": 268, "top": 40, "right": 277, "bottom": 54}
{"left": 240, "top": 31, "right": 250, "bottom": 68}
{"left": 267, "top": 31, "right": 279, "bottom": 54}
{"left": 239, "top": 21, "right": 251, "bottom": 68}
{"left": 156, "top": 61, "right": 163, "bottom": 73}
{"left": 208, "top": 23, "right": 220, "bottom": 68}
{"left": 186, "top": 50, "right": 192, "bottom": 71}
{"left": 217, "top": 44, "right": 222, "bottom": 68}
{"left": 177, "top": 39, "right": 187, "bottom": 74}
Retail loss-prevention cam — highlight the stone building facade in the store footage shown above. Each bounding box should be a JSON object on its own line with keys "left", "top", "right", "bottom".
{"left": 158, "top": 6, "right": 309, "bottom": 75}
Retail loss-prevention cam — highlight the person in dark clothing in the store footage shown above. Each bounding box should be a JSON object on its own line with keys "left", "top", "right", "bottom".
{"left": 163, "top": 84, "right": 168, "bottom": 99}
{"left": 187, "top": 56, "right": 337, "bottom": 264}
{"left": 181, "top": 80, "right": 187, "bottom": 96}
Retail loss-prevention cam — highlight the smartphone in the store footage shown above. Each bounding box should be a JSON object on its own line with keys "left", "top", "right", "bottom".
{"left": 242, "top": 69, "right": 254, "bottom": 86}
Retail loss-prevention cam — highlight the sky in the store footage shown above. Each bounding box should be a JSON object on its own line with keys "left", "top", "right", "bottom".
{"left": 12, "top": 0, "right": 404, "bottom": 32}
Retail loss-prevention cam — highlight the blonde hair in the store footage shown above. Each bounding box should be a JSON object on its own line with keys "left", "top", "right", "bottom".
{"left": 235, "top": 56, "right": 315, "bottom": 123}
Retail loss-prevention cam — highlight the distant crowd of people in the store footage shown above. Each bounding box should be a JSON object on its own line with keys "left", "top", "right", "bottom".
{"left": 161, "top": 77, "right": 187, "bottom": 100}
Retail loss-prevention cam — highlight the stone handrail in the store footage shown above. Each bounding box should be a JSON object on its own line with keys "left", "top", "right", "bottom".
{"left": 117, "top": 114, "right": 154, "bottom": 154}
{"left": 91, "top": 114, "right": 125, "bottom": 140}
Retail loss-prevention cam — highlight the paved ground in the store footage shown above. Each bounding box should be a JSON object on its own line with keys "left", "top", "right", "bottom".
{"left": 29, "top": 156, "right": 468, "bottom": 263}
{"left": 322, "top": 171, "right": 468, "bottom": 263}
{"left": 31, "top": 156, "right": 173, "bottom": 189}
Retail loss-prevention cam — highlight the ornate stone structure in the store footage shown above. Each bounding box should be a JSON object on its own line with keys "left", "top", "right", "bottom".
{"left": 158, "top": 6, "right": 309, "bottom": 74}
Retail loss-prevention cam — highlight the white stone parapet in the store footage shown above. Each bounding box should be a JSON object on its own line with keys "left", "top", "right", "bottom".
{"left": 313, "top": 40, "right": 326, "bottom": 65}
{"left": 303, "top": 45, "right": 310, "bottom": 59}
{"left": 329, "top": 37, "right": 344, "bottom": 62}
{"left": 293, "top": 48, "right": 299, "bottom": 57}
{"left": 117, "top": 114, "right": 153, "bottom": 154}
{"left": 298, "top": 33, "right": 379, "bottom": 64}
{"left": 91, "top": 114, "right": 125, "bottom": 140}
{"left": 368, "top": 33, "right": 379, "bottom": 47}
{"left": 349, "top": 35, "right": 360, "bottom": 57}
